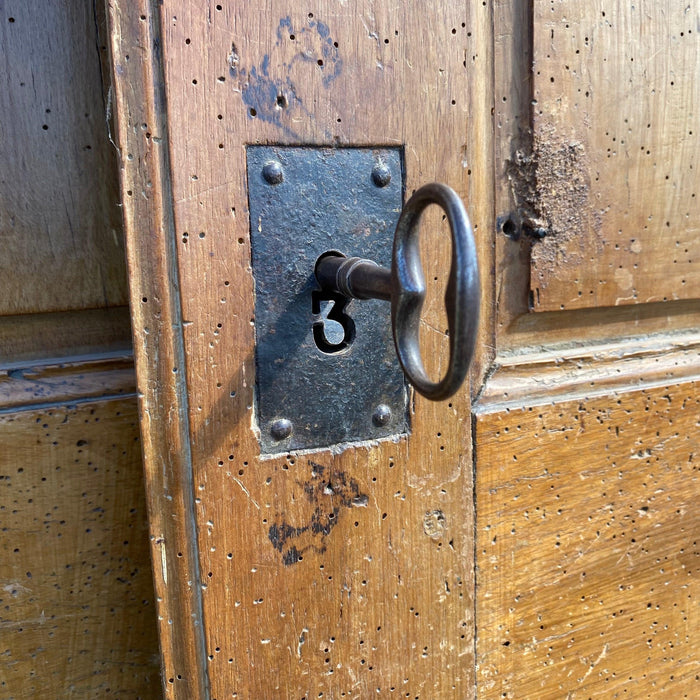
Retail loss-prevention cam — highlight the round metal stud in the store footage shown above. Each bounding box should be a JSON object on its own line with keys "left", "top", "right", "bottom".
{"left": 371, "top": 163, "right": 391, "bottom": 188}
{"left": 270, "top": 418, "right": 293, "bottom": 440}
{"left": 372, "top": 404, "right": 392, "bottom": 427}
{"left": 262, "top": 160, "right": 284, "bottom": 185}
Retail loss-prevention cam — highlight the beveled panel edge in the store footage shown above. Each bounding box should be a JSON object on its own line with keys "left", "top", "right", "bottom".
{"left": 0, "top": 307, "right": 132, "bottom": 368}
{"left": 474, "top": 330, "right": 700, "bottom": 415}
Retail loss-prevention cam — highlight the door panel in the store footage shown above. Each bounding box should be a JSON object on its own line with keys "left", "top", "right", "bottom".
{"left": 0, "top": 398, "right": 160, "bottom": 698}
{"left": 528, "top": 1, "right": 700, "bottom": 311}
{"left": 474, "top": 378, "right": 699, "bottom": 698}
{"left": 0, "top": 1, "right": 128, "bottom": 315}
{"left": 493, "top": 0, "right": 700, "bottom": 353}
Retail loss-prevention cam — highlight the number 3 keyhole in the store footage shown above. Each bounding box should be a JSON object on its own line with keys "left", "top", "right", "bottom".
{"left": 312, "top": 291, "right": 355, "bottom": 354}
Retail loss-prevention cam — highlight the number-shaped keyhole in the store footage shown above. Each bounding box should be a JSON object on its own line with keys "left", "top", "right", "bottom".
{"left": 312, "top": 290, "right": 355, "bottom": 353}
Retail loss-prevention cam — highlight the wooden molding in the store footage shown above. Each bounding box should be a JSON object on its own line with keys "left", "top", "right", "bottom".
{"left": 475, "top": 331, "right": 700, "bottom": 415}
{"left": 0, "top": 355, "right": 135, "bottom": 411}
{"left": 0, "top": 307, "right": 132, "bottom": 368}
{"left": 105, "top": 2, "right": 209, "bottom": 697}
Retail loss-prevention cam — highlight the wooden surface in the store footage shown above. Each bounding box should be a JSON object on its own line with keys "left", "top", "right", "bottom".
{"left": 0, "top": 399, "right": 160, "bottom": 699}
{"left": 0, "top": 355, "right": 135, "bottom": 411}
{"left": 483, "top": 3, "right": 700, "bottom": 698}
{"left": 109, "top": 0, "right": 494, "bottom": 696}
{"left": 526, "top": 0, "right": 700, "bottom": 311}
{"left": 105, "top": 1, "right": 700, "bottom": 698}
{"left": 107, "top": 2, "right": 210, "bottom": 697}
{"left": 0, "top": 1, "right": 159, "bottom": 697}
{"left": 474, "top": 379, "right": 700, "bottom": 698}
{"left": 480, "top": 334, "right": 700, "bottom": 411}
{"left": 493, "top": 0, "right": 700, "bottom": 352}
{"left": 0, "top": 1, "right": 128, "bottom": 315}
{"left": 0, "top": 308, "right": 132, "bottom": 368}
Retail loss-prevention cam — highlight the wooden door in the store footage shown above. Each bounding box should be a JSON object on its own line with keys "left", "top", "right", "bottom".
{"left": 0, "top": 2, "right": 160, "bottom": 696}
{"left": 107, "top": 1, "right": 699, "bottom": 698}
{"left": 475, "top": 2, "right": 700, "bottom": 698}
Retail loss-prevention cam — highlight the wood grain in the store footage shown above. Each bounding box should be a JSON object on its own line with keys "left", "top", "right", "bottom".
{"left": 167, "top": 3, "right": 488, "bottom": 696}
{"left": 106, "top": 1, "right": 210, "bottom": 697}
{"left": 492, "top": 0, "right": 534, "bottom": 340}
{"left": 0, "top": 355, "right": 135, "bottom": 411}
{"left": 0, "top": 1, "right": 128, "bottom": 315}
{"left": 109, "top": 0, "right": 494, "bottom": 696}
{"left": 527, "top": 1, "right": 700, "bottom": 311}
{"left": 0, "top": 308, "right": 132, "bottom": 368}
{"left": 474, "top": 379, "right": 700, "bottom": 698}
{"left": 0, "top": 3, "right": 160, "bottom": 696}
{"left": 484, "top": 5, "right": 700, "bottom": 697}
{"left": 480, "top": 333, "right": 700, "bottom": 411}
{"left": 0, "top": 399, "right": 160, "bottom": 699}
{"left": 492, "top": 0, "right": 700, "bottom": 355}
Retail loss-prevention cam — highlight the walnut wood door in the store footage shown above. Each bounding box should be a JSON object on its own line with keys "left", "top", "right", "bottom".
{"left": 475, "top": 2, "right": 700, "bottom": 698}
{"left": 107, "top": 1, "right": 698, "bottom": 698}
{"left": 0, "top": 2, "right": 159, "bottom": 696}
{"left": 108, "top": 2, "right": 489, "bottom": 697}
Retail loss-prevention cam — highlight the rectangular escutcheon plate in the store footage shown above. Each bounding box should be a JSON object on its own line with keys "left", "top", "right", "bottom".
{"left": 247, "top": 146, "right": 409, "bottom": 455}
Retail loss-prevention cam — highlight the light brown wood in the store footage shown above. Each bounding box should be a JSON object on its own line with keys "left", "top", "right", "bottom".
{"left": 493, "top": 0, "right": 700, "bottom": 353}
{"left": 492, "top": 0, "right": 534, "bottom": 340}
{"left": 0, "top": 2, "right": 128, "bottom": 315}
{"left": 108, "top": 0, "right": 495, "bottom": 696}
{"left": 527, "top": 0, "right": 700, "bottom": 311}
{"left": 498, "top": 299, "right": 700, "bottom": 356}
{"left": 0, "top": 355, "right": 135, "bottom": 410}
{"left": 0, "top": 308, "right": 132, "bottom": 368}
{"left": 106, "top": 2, "right": 209, "bottom": 697}
{"left": 479, "top": 333, "right": 700, "bottom": 411}
{"left": 474, "top": 379, "right": 700, "bottom": 698}
{"left": 483, "top": 5, "right": 700, "bottom": 698}
{"left": 0, "top": 398, "right": 160, "bottom": 698}
{"left": 106, "top": 2, "right": 700, "bottom": 697}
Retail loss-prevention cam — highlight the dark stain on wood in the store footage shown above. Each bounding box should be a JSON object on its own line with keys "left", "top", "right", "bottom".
{"left": 229, "top": 16, "right": 342, "bottom": 137}
{"left": 268, "top": 460, "right": 368, "bottom": 566}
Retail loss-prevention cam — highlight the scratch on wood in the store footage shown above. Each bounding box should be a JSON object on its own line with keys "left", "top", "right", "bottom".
{"left": 580, "top": 643, "right": 609, "bottom": 683}
{"left": 297, "top": 627, "right": 308, "bottom": 658}
{"left": 158, "top": 537, "right": 168, "bottom": 586}
{"left": 232, "top": 476, "right": 260, "bottom": 509}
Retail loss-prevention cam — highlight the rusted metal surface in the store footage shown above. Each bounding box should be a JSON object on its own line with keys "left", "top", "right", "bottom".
{"left": 248, "top": 146, "right": 408, "bottom": 453}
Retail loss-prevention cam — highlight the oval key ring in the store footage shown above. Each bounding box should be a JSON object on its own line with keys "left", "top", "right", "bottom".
{"left": 314, "top": 183, "right": 480, "bottom": 400}
{"left": 392, "top": 183, "right": 480, "bottom": 400}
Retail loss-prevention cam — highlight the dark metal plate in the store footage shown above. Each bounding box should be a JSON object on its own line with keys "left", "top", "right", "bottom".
{"left": 247, "top": 146, "right": 408, "bottom": 454}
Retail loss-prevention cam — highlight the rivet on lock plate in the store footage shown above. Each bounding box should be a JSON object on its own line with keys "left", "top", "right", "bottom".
{"left": 246, "top": 146, "right": 479, "bottom": 455}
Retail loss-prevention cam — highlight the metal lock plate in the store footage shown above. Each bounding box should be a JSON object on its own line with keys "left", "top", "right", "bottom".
{"left": 247, "top": 146, "right": 409, "bottom": 454}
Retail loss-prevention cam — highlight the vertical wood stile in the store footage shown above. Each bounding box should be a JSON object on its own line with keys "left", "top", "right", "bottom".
{"left": 106, "top": 1, "right": 209, "bottom": 696}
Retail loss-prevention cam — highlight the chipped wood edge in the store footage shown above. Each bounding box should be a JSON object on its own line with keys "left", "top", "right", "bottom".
{"left": 474, "top": 331, "right": 700, "bottom": 415}
{"left": 105, "top": 2, "right": 209, "bottom": 697}
{"left": 0, "top": 355, "right": 136, "bottom": 411}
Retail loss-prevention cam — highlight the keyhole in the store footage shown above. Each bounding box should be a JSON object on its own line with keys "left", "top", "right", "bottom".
{"left": 317, "top": 300, "right": 345, "bottom": 344}
{"left": 312, "top": 290, "right": 355, "bottom": 353}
